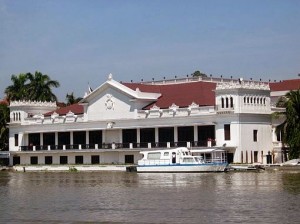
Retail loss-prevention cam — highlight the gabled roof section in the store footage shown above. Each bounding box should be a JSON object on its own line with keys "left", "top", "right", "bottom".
{"left": 44, "top": 103, "right": 83, "bottom": 116}
{"left": 123, "top": 81, "right": 216, "bottom": 109}
{"left": 269, "top": 79, "right": 300, "bottom": 92}
{"left": 80, "top": 74, "right": 161, "bottom": 103}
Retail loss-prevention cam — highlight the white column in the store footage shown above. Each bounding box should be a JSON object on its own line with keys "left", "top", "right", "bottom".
{"left": 174, "top": 126, "right": 178, "bottom": 142}
{"left": 40, "top": 133, "right": 43, "bottom": 146}
{"left": 86, "top": 131, "right": 89, "bottom": 144}
{"left": 55, "top": 132, "right": 58, "bottom": 145}
{"left": 194, "top": 126, "right": 198, "bottom": 142}
{"left": 70, "top": 131, "right": 73, "bottom": 145}
{"left": 137, "top": 128, "right": 140, "bottom": 143}
{"left": 155, "top": 128, "right": 159, "bottom": 143}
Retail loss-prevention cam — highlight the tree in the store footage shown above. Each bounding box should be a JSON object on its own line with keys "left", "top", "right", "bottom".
{"left": 0, "top": 103, "right": 9, "bottom": 151}
{"left": 191, "top": 70, "right": 207, "bottom": 78}
{"left": 26, "top": 71, "right": 60, "bottom": 101}
{"left": 66, "top": 92, "right": 82, "bottom": 105}
{"left": 4, "top": 73, "right": 28, "bottom": 101}
{"left": 275, "top": 89, "right": 300, "bottom": 159}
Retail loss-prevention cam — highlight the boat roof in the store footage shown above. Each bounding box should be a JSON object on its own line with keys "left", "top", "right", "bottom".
{"left": 191, "top": 148, "right": 225, "bottom": 153}
{"left": 140, "top": 147, "right": 189, "bottom": 154}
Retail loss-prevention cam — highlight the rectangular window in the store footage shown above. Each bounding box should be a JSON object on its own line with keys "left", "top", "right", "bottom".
{"left": 30, "top": 156, "right": 38, "bottom": 165}
{"left": 147, "top": 152, "right": 161, "bottom": 160}
{"left": 253, "top": 130, "right": 258, "bottom": 142}
{"left": 91, "top": 155, "right": 100, "bottom": 164}
{"left": 75, "top": 156, "right": 83, "bottom": 164}
{"left": 45, "top": 156, "right": 53, "bottom": 165}
{"left": 60, "top": 156, "right": 68, "bottom": 164}
{"left": 14, "top": 134, "right": 19, "bottom": 146}
{"left": 224, "top": 124, "right": 231, "bottom": 140}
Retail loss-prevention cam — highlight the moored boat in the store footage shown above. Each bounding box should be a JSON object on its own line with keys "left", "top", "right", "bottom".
{"left": 137, "top": 147, "right": 228, "bottom": 173}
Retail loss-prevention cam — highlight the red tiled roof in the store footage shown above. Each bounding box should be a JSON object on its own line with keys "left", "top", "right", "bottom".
{"left": 44, "top": 103, "right": 83, "bottom": 116}
{"left": 123, "top": 81, "right": 216, "bottom": 109}
{"left": 269, "top": 79, "right": 300, "bottom": 92}
{"left": 0, "top": 98, "right": 9, "bottom": 105}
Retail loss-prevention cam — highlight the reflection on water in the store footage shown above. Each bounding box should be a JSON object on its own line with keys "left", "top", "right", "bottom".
{"left": 0, "top": 171, "right": 299, "bottom": 224}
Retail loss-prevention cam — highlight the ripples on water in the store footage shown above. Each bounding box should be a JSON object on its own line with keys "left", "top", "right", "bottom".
{"left": 0, "top": 171, "right": 299, "bottom": 224}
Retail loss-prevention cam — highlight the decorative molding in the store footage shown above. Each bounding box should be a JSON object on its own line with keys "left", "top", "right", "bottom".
{"left": 216, "top": 81, "right": 269, "bottom": 90}
{"left": 10, "top": 100, "right": 57, "bottom": 107}
{"left": 105, "top": 94, "right": 114, "bottom": 110}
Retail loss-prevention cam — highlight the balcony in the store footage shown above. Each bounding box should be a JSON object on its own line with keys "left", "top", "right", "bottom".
{"left": 19, "top": 140, "right": 217, "bottom": 152}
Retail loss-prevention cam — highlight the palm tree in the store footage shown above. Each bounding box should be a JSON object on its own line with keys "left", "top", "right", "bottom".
{"left": 4, "top": 73, "right": 28, "bottom": 101}
{"left": 26, "top": 71, "right": 60, "bottom": 101}
{"left": 66, "top": 92, "right": 83, "bottom": 105}
{"left": 275, "top": 89, "right": 300, "bottom": 159}
{"left": 0, "top": 103, "right": 9, "bottom": 151}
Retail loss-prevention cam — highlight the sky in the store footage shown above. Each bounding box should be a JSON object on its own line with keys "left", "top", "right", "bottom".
{"left": 0, "top": 0, "right": 299, "bottom": 102}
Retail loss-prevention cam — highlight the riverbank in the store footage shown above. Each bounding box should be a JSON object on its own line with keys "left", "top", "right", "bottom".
{"left": 1, "top": 164, "right": 300, "bottom": 172}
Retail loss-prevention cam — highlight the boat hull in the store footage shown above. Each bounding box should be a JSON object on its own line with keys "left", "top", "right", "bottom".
{"left": 137, "top": 163, "right": 228, "bottom": 173}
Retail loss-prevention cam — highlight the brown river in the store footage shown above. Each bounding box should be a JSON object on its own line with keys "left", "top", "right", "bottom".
{"left": 0, "top": 170, "right": 299, "bottom": 224}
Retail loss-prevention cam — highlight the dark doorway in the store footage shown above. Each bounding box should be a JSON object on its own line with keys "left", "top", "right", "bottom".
{"left": 158, "top": 127, "right": 174, "bottom": 147}
{"left": 13, "top": 156, "right": 20, "bottom": 165}
{"left": 58, "top": 132, "right": 70, "bottom": 145}
{"left": 73, "top": 131, "right": 86, "bottom": 149}
{"left": 227, "top": 153, "right": 234, "bottom": 164}
{"left": 198, "top": 125, "right": 215, "bottom": 146}
{"left": 140, "top": 128, "right": 155, "bottom": 148}
{"left": 43, "top": 133, "right": 55, "bottom": 146}
{"left": 28, "top": 133, "right": 40, "bottom": 146}
{"left": 122, "top": 129, "right": 137, "bottom": 148}
{"left": 89, "top": 131, "right": 102, "bottom": 147}
{"left": 178, "top": 126, "right": 194, "bottom": 147}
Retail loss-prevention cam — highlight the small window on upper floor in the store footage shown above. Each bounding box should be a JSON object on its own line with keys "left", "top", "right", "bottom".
{"left": 224, "top": 124, "right": 231, "bottom": 141}
{"left": 253, "top": 130, "right": 258, "bottom": 142}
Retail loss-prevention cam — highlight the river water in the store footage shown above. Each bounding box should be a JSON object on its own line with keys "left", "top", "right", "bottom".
{"left": 0, "top": 170, "right": 299, "bottom": 224}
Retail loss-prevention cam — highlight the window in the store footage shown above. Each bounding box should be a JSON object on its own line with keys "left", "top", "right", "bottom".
{"left": 163, "top": 152, "right": 169, "bottom": 156}
{"left": 75, "top": 156, "right": 83, "bottom": 164}
{"left": 60, "top": 156, "right": 68, "bottom": 164}
{"left": 91, "top": 155, "right": 100, "bottom": 164}
{"left": 125, "top": 155, "right": 134, "bottom": 164}
{"left": 45, "top": 156, "right": 53, "bottom": 165}
{"left": 221, "top": 98, "right": 224, "bottom": 108}
{"left": 224, "top": 124, "right": 231, "bottom": 140}
{"left": 30, "top": 156, "right": 38, "bottom": 165}
{"left": 253, "top": 130, "right": 258, "bottom": 142}
{"left": 14, "top": 134, "right": 18, "bottom": 146}
{"left": 147, "top": 152, "right": 161, "bottom": 160}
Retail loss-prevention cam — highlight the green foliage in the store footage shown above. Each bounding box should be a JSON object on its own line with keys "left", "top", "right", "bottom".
{"left": 275, "top": 89, "right": 300, "bottom": 159}
{"left": 69, "top": 166, "right": 78, "bottom": 172}
{"left": 5, "top": 71, "right": 60, "bottom": 102}
{"left": 191, "top": 70, "right": 207, "bottom": 78}
{"left": 66, "top": 92, "right": 83, "bottom": 105}
{"left": 0, "top": 104, "right": 9, "bottom": 151}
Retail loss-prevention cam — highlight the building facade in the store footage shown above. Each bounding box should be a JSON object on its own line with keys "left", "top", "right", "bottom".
{"left": 7, "top": 74, "right": 300, "bottom": 166}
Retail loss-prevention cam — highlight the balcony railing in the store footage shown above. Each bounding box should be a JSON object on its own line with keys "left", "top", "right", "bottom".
{"left": 19, "top": 140, "right": 216, "bottom": 152}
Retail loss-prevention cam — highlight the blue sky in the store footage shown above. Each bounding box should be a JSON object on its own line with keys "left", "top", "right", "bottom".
{"left": 0, "top": 0, "right": 299, "bottom": 101}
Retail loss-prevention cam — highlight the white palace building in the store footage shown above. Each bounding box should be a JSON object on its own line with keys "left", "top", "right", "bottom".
{"left": 6, "top": 74, "right": 300, "bottom": 166}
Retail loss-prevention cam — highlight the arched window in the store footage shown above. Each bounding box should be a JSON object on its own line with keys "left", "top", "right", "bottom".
{"left": 13, "top": 113, "right": 15, "bottom": 121}
{"left": 18, "top": 112, "right": 21, "bottom": 121}
{"left": 225, "top": 97, "right": 229, "bottom": 108}
{"left": 253, "top": 98, "right": 256, "bottom": 104}
{"left": 263, "top": 98, "right": 266, "bottom": 105}
{"left": 247, "top": 97, "right": 250, "bottom": 104}
{"left": 230, "top": 97, "right": 233, "bottom": 108}
{"left": 221, "top": 97, "right": 224, "bottom": 108}
{"left": 260, "top": 98, "right": 263, "bottom": 104}
{"left": 244, "top": 97, "right": 246, "bottom": 104}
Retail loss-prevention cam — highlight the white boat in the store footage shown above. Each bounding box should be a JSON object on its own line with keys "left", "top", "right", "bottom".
{"left": 137, "top": 147, "right": 228, "bottom": 173}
